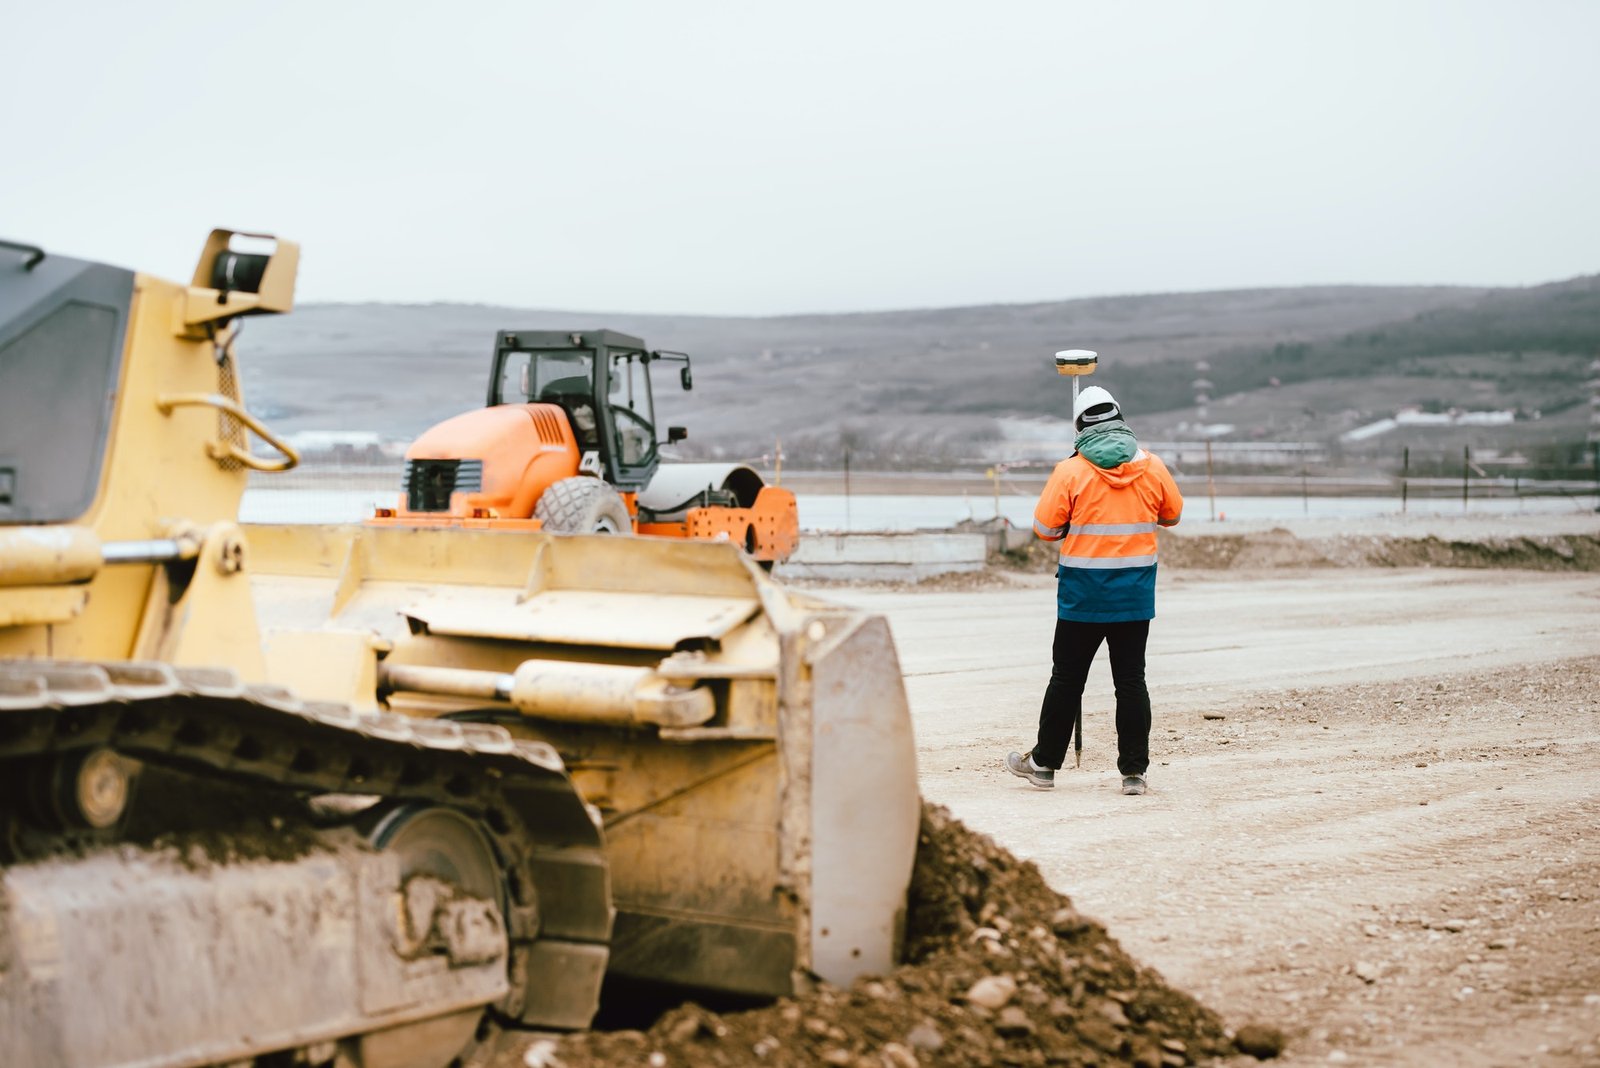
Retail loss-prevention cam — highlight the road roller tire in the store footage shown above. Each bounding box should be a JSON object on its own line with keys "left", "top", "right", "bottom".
{"left": 536, "top": 477, "right": 633, "bottom": 534}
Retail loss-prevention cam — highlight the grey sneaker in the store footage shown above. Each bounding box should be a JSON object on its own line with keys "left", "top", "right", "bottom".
{"left": 1006, "top": 751, "right": 1055, "bottom": 789}
{"left": 1121, "top": 774, "right": 1148, "bottom": 796}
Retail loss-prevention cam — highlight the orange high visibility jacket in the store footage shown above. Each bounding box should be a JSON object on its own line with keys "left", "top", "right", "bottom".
{"left": 1032, "top": 448, "right": 1182, "bottom": 622}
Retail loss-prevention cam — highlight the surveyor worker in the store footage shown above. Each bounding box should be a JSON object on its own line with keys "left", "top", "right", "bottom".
{"left": 1006, "top": 385, "right": 1182, "bottom": 796}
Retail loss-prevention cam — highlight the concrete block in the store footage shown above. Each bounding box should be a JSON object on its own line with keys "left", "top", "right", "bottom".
{"left": 780, "top": 531, "right": 988, "bottom": 581}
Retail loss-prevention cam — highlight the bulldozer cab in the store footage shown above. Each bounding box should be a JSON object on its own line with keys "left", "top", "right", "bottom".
{"left": 489, "top": 329, "right": 677, "bottom": 491}
{"left": 0, "top": 244, "right": 133, "bottom": 524}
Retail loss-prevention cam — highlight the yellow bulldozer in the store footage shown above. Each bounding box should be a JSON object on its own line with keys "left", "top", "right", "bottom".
{"left": 0, "top": 231, "right": 918, "bottom": 1068}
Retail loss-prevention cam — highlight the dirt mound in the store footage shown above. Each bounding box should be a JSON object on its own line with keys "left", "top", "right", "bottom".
{"left": 537, "top": 804, "right": 1238, "bottom": 1068}
{"left": 994, "top": 525, "right": 1600, "bottom": 573}
{"left": 998, "top": 528, "right": 1336, "bottom": 572}
{"left": 1154, "top": 528, "right": 1333, "bottom": 570}
{"left": 1157, "top": 529, "right": 1600, "bottom": 572}
{"left": 1322, "top": 532, "right": 1600, "bottom": 570}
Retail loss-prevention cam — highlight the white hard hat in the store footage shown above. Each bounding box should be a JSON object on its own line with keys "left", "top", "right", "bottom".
{"left": 1073, "top": 385, "right": 1121, "bottom": 430}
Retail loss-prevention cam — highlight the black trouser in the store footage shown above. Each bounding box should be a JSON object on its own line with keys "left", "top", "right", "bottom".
{"left": 1033, "top": 618, "right": 1151, "bottom": 776}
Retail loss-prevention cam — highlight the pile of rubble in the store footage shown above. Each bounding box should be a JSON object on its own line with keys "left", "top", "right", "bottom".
{"left": 536, "top": 804, "right": 1256, "bottom": 1067}
{"left": 996, "top": 525, "right": 1600, "bottom": 573}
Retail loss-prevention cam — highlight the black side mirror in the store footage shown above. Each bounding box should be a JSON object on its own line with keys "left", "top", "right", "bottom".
{"left": 667, "top": 426, "right": 688, "bottom": 443}
{"left": 680, "top": 367, "right": 693, "bottom": 390}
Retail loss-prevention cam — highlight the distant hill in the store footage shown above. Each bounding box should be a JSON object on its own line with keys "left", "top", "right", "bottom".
{"left": 242, "top": 277, "right": 1600, "bottom": 467}
{"left": 1130, "top": 274, "right": 1600, "bottom": 415}
{"left": 1120, "top": 275, "right": 1600, "bottom": 459}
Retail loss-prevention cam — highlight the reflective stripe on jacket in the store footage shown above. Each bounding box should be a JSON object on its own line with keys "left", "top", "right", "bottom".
{"left": 1033, "top": 448, "right": 1183, "bottom": 622}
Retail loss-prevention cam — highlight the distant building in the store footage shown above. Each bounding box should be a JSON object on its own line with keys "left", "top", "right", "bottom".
{"left": 286, "top": 430, "right": 404, "bottom": 462}
{"left": 1341, "top": 408, "right": 1514, "bottom": 442}
{"left": 1151, "top": 440, "right": 1327, "bottom": 469}
{"left": 1342, "top": 418, "right": 1398, "bottom": 443}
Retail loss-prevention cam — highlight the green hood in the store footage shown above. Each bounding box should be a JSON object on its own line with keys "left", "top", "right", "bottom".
{"left": 1075, "top": 419, "right": 1138, "bottom": 469}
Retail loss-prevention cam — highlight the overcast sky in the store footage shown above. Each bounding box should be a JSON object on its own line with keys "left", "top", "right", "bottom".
{"left": 5, "top": 1, "right": 1597, "bottom": 315}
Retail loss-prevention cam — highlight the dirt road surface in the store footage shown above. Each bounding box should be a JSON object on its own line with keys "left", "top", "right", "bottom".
{"left": 827, "top": 566, "right": 1600, "bottom": 1066}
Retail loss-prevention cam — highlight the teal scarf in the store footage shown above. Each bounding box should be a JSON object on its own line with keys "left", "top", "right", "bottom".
{"left": 1075, "top": 419, "right": 1138, "bottom": 469}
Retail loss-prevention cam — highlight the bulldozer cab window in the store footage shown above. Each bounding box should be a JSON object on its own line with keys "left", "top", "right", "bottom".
{"left": 608, "top": 350, "right": 657, "bottom": 467}
{"left": 0, "top": 259, "right": 133, "bottom": 523}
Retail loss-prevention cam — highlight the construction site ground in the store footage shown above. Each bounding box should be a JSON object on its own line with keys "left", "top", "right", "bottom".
{"left": 822, "top": 514, "right": 1600, "bottom": 1066}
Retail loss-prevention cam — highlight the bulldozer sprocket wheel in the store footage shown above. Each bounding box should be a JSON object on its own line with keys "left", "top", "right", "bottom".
{"left": 536, "top": 477, "right": 633, "bottom": 534}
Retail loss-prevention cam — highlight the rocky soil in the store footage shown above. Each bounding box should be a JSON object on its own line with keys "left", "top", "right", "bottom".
{"left": 513, "top": 804, "right": 1241, "bottom": 1068}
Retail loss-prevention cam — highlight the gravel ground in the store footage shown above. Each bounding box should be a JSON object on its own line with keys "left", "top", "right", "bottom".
{"left": 501, "top": 521, "right": 1600, "bottom": 1067}
{"left": 835, "top": 554, "right": 1600, "bottom": 1066}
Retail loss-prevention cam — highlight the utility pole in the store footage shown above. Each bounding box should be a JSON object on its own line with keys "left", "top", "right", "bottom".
{"left": 843, "top": 444, "right": 851, "bottom": 532}
{"left": 1588, "top": 353, "right": 1600, "bottom": 511}
{"left": 1592, "top": 440, "right": 1599, "bottom": 513}
{"left": 1401, "top": 446, "right": 1409, "bottom": 514}
{"left": 1206, "top": 440, "right": 1217, "bottom": 521}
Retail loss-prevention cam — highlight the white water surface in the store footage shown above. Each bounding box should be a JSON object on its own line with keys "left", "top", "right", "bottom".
{"left": 239, "top": 489, "right": 1590, "bottom": 531}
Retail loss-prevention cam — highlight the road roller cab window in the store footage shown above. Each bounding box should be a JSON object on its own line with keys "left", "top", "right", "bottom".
{"left": 608, "top": 349, "right": 658, "bottom": 468}
{"left": 496, "top": 348, "right": 595, "bottom": 405}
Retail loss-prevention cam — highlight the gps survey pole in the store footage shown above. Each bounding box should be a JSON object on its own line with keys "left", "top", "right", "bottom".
{"left": 1053, "top": 349, "right": 1098, "bottom": 768}
{"left": 1055, "top": 347, "right": 1099, "bottom": 408}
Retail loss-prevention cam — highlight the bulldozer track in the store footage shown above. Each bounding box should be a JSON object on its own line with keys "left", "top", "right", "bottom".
{"left": 0, "top": 657, "right": 612, "bottom": 1059}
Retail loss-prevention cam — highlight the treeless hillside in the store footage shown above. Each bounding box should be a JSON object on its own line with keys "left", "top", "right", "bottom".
{"left": 244, "top": 284, "right": 1488, "bottom": 460}
{"left": 242, "top": 277, "right": 1600, "bottom": 465}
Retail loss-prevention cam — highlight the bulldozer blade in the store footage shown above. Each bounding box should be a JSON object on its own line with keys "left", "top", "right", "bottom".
{"left": 248, "top": 523, "right": 921, "bottom": 998}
